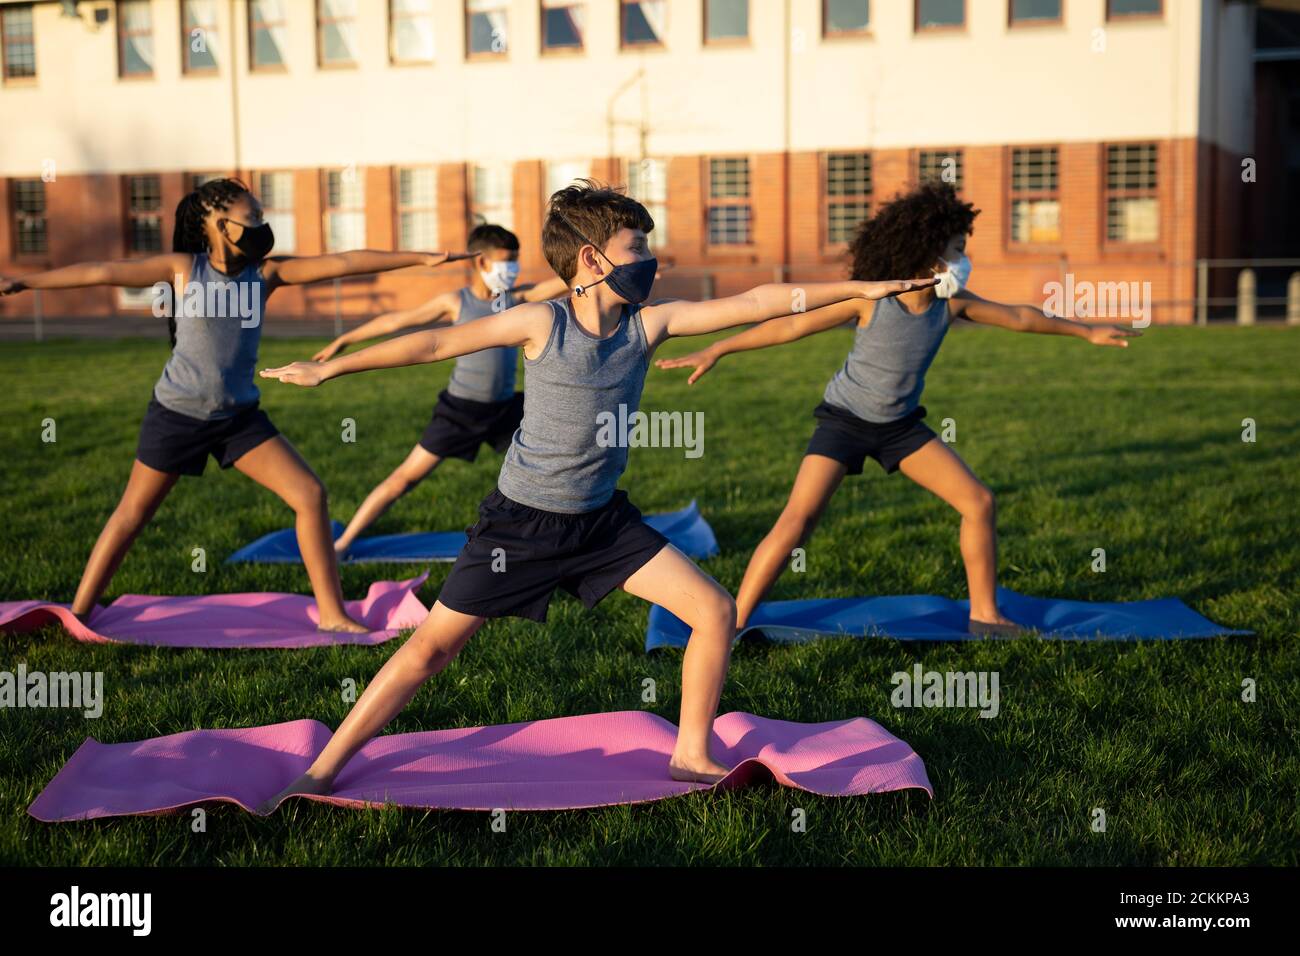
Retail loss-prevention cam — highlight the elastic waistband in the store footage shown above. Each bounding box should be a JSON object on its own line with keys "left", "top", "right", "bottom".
{"left": 487, "top": 486, "right": 621, "bottom": 521}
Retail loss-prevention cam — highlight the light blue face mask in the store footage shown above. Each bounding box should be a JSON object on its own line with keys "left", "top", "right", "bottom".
{"left": 933, "top": 254, "right": 972, "bottom": 299}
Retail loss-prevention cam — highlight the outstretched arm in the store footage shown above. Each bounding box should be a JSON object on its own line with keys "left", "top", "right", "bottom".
{"left": 638, "top": 278, "right": 935, "bottom": 347}
{"left": 0, "top": 253, "right": 190, "bottom": 294}
{"left": 516, "top": 276, "right": 571, "bottom": 303}
{"left": 262, "top": 301, "right": 553, "bottom": 387}
{"left": 956, "top": 292, "right": 1141, "bottom": 346}
{"left": 655, "top": 299, "right": 864, "bottom": 385}
{"left": 312, "top": 291, "right": 459, "bottom": 361}
{"left": 262, "top": 250, "right": 472, "bottom": 288}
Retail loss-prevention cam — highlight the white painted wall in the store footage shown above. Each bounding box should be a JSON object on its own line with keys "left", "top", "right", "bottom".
{"left": 0, "top": 0, "right": 1254, "bottom": 177}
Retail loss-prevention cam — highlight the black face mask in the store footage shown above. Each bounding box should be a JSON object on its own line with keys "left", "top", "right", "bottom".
{"left": 222, "top": 219, "right": 275, "bottom": 261}
{"left": 555, "top": 214, "right": 656, "bottom": 304}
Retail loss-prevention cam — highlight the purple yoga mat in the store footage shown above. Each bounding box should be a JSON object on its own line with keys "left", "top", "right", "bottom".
{"left": 28, "top": 711, "right": 933, "bottom": 819}
{"left": 0, "top": 574, "right": 429, "bottom": 648}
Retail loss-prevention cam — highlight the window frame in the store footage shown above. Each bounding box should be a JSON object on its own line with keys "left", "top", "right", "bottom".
{"left": 620, "top": 0, "right": 667, "bottom": 51}
{"left": 1006, "top": 144, "right": 1062, "bottom": 250}
{"left": 468, "top": 161, "right": 514, "bottom": 230}
{"left": 248, "top": 0, "right": 289, "bottom": 73}
{"left": 254, "top": 169, "right": 298, "bottom": 255}
{"left": 389, "top": 0, "right": 436, "bottom": 66}
{"left": 914, "top": 0, "right": 966, "bottom": 33}
{"left": 124, "top": 173, "right": 164, "bottom": 255}
{"left": 11, "top": 177, "right": 48, "bottom": 259}
{"left": 181, "top": 0, "right": 220, "bottom": 76}
{"left": 822, "top": 0, "right": 871, "bottom": 39}
{"left": 914, "top": 147, "right": 965, "bottom": 192}
{"left": 625, "top": 157, "right": 669, "bottom": 251}
{"left": 394, "top": 166, "right": 440, "bottom": 251}
{"left": 705, "top": 155, "right": 754, "bottom": 249}
{"left": 465, "top": 0, "right": 509, "bottom": 60}
{"left": 1102, "top": 141, "right": 1160, "bottom": 247}
{"left": 1, "top": 3, "right": 37, "bottom": 84}
{"left": 322, "top": 168, "right": 367, "bottom": 254}
{"left": 1106, "top": 0, "right": 1162, "bottom": 22}
{"left": 1007, "top": 0, "right": 1064, "bottom": 29}
{"left": 316, "top": 0, "right": 359, "bottom": 70}
{"left": 821, "top": 151, "right": 873, "bottom": 251}
{"left": 539, "top": 0, "right": 585, "bottom": 56}
{"left": 703, "top": 0, "right": 750, "bottom": 47}
{"left": 117, "top": 0, "right": 155, "bottom": 80}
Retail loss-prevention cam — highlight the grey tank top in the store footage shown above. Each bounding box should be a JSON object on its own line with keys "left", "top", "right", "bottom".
{"left": 822, "top": 295, "right": 951, "bottom": 423}
{"left": 153, "top": 254, "right": 269, "bottom": 420}
{"left": 446, "top": 287, "right": 519, "bottom": 403}
{"left": 496, "top": 298, "right": 649, "bottom": 514}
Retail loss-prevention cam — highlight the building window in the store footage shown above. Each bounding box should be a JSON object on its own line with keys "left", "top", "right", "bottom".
{"left": 621, "top": 0, "right": 666, "bottom": 47}
{"left": 917, "top": 149, "right": 963, "bottom": 191}
{"left": 541, "top": 1, "right": 584, "bottom": 52}
{"left": 249, "top": 0, "right": 288, "bottom": 70}
{"left": 1009, "top": 147, "right": 1060, "bottom": 245}
{"left": 1010, "top": 0, "right": 1062, "bottom": 25}
{"left": 257, "top": 171, "right": 297, "bottom": 254}
{"left": 1107, "top": 0, "right": 1161, "bottom": 19}
{"left": 126, "top": 175, "right": 163, "bottom": 253}
{"left": 318, "top": 0, "right": 357, "bottom": 67}
{"left": 391, "top": 0, "right": 434, "bottom": 63}
{"left": 824, "top": 0, "right": 869, "bottom": 36}
{"left": 1, "top": 4, "right": 36, "bottom": 81}
{"left": 825, "top": 152, "right": 871, "bottom": 245}
{"left": 182, "top": 0, "right": 219, "bottom": 73}
{"left": 12, "top": 179, "right": 47, "bottom": 255}
{"left": 545, "top": 160, "right": 590, "bottom": 202}
{"left": 707, "top": 157, "right": 751, "bottom": 246}
{"left": 915, "top": 0, "right": 964, "bottom": 30}
{"left": 466, "top": 0, "right": 508, "bottom": 56}
{"left": 324, "top": 169, "right": 366, "bottom": 252}
{"left": 705, "top": 0, "right": 748, "bottom": 43}
{"left": 118, "top": 1, "right": 154, "bottom": 77}
{"left": 470, "top": 162, "right": 513, "bottom": 229}
{"left": 627, "top": 157, "right": 668, "bottom": 249}
{"left": 1106, "top": 143, "right": 1158, "bottom": 243}
{"left": 189, "top": 172, "right": 224, "bottom": 192}
{"left": 396, "top": 167, "right": 438, "bottom": 250}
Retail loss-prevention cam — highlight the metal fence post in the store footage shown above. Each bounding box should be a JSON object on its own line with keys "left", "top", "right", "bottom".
{"left": 33, "top": 289, "right": 42, "bottom": 342}
{"left": 1288, "top": 272, "right": 1300, "bottom": 326}
{"left": 333, "top": 278, "right": 342, "bottom": 338}
{"left": 1196, "top": 259, "right": 1208, "bottom": 326}
{"left": 1236, "top": 269, "right": 1256, "bottom": 326}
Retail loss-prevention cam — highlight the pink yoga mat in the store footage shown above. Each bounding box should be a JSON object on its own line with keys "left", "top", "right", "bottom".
{"left": 28, "top": 711, "right": 932, "bottom": 819}
{"left": 0, "top": 574, "right": 429, "bottom": 648}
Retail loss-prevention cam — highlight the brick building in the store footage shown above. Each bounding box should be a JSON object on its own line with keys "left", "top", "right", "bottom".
{"left": 0, "top": 0, "right": 1293, "bottom": 324}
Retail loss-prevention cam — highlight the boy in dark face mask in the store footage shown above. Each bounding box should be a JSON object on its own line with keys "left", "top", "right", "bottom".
{"left": 257, "top": 179, "right": 932, "bottom": 808}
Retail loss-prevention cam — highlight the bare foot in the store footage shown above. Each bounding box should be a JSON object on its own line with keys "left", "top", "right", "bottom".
{"left": 317, "top": 613, "right": 371, "bottom": 634}
{"left": 669, "top": 754, "right": 730, "bottom": 785}
{"left": 967, "top": 614, "right": 1027, "bottom": 639}
{"left": 255, "top": 771, "right": 334, "bottom": 815}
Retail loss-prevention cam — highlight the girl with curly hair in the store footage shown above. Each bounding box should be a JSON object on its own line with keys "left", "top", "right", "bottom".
{"left": 658, "top": 182, "right": 1140, "bottom": 635}
{"left": 0, "top": 178, "right": 464, "bottom": 631}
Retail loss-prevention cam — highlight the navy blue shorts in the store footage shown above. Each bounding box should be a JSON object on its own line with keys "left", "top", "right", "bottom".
{"left": 805, "top": 401, "right": 937, "bottom": 475}
{"left": 419, "top": 390, "right": 524, "bottom": 462}
{"left": 135, "top": 396, "right": 279, "bottom": 477}
{"left": 436, "top": 488, "right": 670, "bottom": 623}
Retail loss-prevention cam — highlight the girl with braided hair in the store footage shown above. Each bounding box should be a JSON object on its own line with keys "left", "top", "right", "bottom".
{"left": 0, "top": 178, "right": 465, "bottom": 631}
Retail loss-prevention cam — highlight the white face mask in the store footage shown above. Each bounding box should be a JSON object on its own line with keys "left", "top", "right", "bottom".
{"left": 932, "top": 253, "right": 972, "bottom": 299}
{"left": 479, "top": 260, "right": 520, "bottom": 295}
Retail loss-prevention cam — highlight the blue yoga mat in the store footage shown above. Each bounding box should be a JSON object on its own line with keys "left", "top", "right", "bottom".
{"left": 228, "top": 500, "right": 720, "bottom": 564}
{"left": 645, "top": 588, "right": 1251, "bottom": 650}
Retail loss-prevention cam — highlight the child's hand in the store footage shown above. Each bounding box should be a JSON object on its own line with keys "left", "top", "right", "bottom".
{"left": 655, "top": 346, "right": 721, "bottom": 385}
{"left": 260, "top": 361, "right": 328, "bottom": 387}
{"left": 312, "top": 340, "right": 346, "bottom": 362}
{"left": 855, "top": 278, "right": 938, "bottom": 300}
{"left": 0, "top": 277, "right": 27, "bottom": 296}
{"left": 1086, "top": 324, "right": 1142, "bottom": 347}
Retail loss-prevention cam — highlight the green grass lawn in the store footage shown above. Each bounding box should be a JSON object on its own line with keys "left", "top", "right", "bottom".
{"left": 1, "top": 325, "right": 1296, "bottom": 865}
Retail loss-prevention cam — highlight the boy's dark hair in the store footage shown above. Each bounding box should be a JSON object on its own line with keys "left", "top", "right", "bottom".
{"left": 467, "top": 223, "right": 520, "bottom": 255}
{"left": 168, "top": 177, "right": 252, "bottom": 346}
{"left": 849, "top": 181, "right": 979, "bottom": 282}
{"left": 542, "top": 179, "right": 654, "bottom": 282}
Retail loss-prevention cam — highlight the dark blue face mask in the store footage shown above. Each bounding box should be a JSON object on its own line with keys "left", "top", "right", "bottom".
{"left": 585, "top": 253, "right": 658, "bottom": 305}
